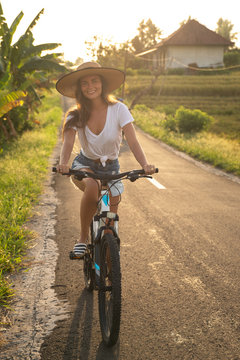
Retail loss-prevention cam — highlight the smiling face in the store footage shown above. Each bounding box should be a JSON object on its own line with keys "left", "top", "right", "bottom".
{"left": 80, "top": 74, "right": 103, "bottom": 100}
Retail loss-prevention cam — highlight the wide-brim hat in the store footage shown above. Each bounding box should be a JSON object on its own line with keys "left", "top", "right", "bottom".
{"left": 56, "top": 61, "right": 125, "bottom": 98}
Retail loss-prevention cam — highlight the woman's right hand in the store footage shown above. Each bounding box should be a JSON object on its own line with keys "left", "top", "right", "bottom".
{"left": 56, "top": 164, "right": 70, "bottom": 174}
{"left": 143, "top": 163, "right": 156, "bottom": 175}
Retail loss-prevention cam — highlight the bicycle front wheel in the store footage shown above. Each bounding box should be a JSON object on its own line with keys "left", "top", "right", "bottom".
{"left": 83, "top": 251, "right": 94, "bottom": 291}
{"left": 83, "top": 222, "right": 94, "bottom": 291}
{"left": 98, "top": 233, "right": 121, "bottom": 347}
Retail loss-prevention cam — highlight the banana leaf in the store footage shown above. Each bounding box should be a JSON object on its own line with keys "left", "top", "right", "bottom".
{"left": 0, "top": 90, "right": 27, "bottom": 117}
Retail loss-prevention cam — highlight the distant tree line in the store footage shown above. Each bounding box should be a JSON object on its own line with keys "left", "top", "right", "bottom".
{"left": 216, "top": 18, "right": 240, "bottom": 68}
{"left": 85, "top": 18, "right": 162, "bottom": 70}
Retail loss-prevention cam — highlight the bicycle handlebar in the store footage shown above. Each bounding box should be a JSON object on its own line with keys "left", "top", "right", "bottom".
{"left": 52, "top": 167, "right": 158, "bottom": 182}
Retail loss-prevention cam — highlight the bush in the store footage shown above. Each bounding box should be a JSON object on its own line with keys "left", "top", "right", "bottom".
{"left": 137, "top": 68, "right": 152, "bottom": 75}
{"left": 224, "top": 51, "right": 240, "bottom": 67}
{"left": 175, "top": 106, "right": 214, "bottom": 133}
{"left": 155, "top": 104, "right": 176, "bottom": 115}
{"left": 126, "top": 68, "right": 138, "bottom": 76}
{"left": 166, "top": 68, "right": 185, "bottom": 75}
{"left": 163, "top": 116, "right": 178, "bottom": 132}
{"left": 133, "top": 104, "right": 150, "bottom": 112}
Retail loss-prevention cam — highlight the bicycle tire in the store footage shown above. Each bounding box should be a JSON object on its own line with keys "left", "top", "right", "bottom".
{"left": 98, "top": 233, "right": 121, "bottom": 347}
{"left": 83, "top": 223, "right": 94, "bottom": 291}
{"left": 83, "top": 251, "right": 94, "bottom": 291}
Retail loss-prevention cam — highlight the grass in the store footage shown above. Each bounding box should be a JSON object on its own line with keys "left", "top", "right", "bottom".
{"left": 131, "top": 106, "right": 240, "bottom": 176}
{"left": 125, "top": 70, "right": 240, "bottom": 142}
{"left": 0, "top": 91, "right": 62, "bottom": 308}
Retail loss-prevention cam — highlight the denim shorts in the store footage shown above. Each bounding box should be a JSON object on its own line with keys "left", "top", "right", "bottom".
{"left": 71, "top": 152, "right": 124, "bottom": 197}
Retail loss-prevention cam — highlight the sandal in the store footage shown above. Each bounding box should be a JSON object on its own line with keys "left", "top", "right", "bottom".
{"left": 70, "top": 243, "right": 87, "bottom": 259}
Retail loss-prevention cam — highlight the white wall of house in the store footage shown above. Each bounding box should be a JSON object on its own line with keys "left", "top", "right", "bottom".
{"left": 164, "top": 46, "right": 225, "bottom": 68}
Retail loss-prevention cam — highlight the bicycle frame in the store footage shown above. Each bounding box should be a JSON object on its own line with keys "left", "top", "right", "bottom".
{"left": 92, "top": 185, "right": 119, "bottom": 289}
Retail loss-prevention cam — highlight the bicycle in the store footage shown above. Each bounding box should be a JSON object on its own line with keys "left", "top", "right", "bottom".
{"left": 52, "top": 167, "right": 158, "bottom": 347}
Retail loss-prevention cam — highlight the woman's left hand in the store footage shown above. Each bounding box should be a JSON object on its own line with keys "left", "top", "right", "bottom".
{"left": 143, "top": 164, "right": 156, "bottom": 175}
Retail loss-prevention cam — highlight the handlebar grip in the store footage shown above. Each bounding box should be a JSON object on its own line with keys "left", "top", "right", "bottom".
{"left": 140, "top": 168, "right": 159, "bottom": 174}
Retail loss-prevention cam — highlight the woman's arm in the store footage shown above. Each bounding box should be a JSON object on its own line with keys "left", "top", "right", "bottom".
{"left": 122, "top": 122, "right": 156, "bottom": 174}
{"left": 57, "top": 128, "right": 76, "bottom": 173}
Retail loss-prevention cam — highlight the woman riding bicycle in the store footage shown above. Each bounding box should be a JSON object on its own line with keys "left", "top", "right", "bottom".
{"left": 55, "top": 61, "right": 156, "bottom": 258}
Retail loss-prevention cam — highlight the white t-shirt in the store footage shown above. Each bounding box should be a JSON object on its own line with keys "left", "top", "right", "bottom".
{"left": 66, "top": 102, "right": 134, "bottom": 166}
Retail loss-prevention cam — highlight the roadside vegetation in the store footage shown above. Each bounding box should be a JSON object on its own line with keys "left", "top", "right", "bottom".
{"left": 131, "top": 104, "right": 240, "bottom": 176}
{"left": 0, "top": 5, "right": 66, "bottom": 144}
{"left": 0, "top": 91, "right": 62, "bottom": 310}
{"left": 0, "top": 4, "right": 67, "bottom": 313}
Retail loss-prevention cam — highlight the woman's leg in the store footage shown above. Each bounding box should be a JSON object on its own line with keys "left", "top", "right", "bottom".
{"left": 103, "top": 193, "right": 120, "bottom": 233}
{"left": 110, "top": 194, "right": 120, "bottom": 214}
{"left": 71, "top": 171, "right": 99, "bottom": 244}
{"left": 79, "top": 178, "right": 99, "bottom": 243}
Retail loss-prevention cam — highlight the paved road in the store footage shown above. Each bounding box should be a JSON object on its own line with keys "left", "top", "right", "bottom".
{"left": 40, "top": 126, "right": 240, "bottom": 360}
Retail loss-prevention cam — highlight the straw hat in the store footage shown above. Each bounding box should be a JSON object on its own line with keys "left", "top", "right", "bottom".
{"left": 56, "top": 61, "right": 125, "bottom": 98}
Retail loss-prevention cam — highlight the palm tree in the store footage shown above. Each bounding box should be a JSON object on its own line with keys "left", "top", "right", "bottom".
{"left": 0, "top": 5, "right": 66, "bottom": 140}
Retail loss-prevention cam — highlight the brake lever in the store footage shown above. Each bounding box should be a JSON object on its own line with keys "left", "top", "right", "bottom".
{"left": 127, "top": 173, "right": 153, "bottom": 182}
{"left": 127, "top": 174, "right": 139, "bottom": 182}
{"left": 142, "top": 175, "right": 153, "bottom": 179}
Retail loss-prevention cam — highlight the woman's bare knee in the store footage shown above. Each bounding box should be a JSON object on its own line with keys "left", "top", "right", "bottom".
{"left": 71, "top": 175, "right": 85, "bottom": 191}
{"left": 70, "top": 168, "right": 97, "bottom": 193}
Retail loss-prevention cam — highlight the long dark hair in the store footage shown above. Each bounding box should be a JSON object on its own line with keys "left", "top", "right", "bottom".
{"left": 62, "top": 76, "right": 117, "bottom": 137}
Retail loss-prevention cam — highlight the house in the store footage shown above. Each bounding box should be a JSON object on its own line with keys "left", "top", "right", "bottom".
{"left": 136, "top": 19, "right": 234, "bottom": 70}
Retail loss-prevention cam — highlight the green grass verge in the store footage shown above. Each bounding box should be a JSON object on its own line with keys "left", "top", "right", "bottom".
{"left": 0, "top": 91, "right": 62, "bottom": 307}
{"left": 132, "top": 106, "right": 240, "bottom": 176}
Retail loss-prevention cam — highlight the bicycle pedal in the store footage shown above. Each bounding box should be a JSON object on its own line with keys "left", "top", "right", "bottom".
{"left": 69, "top": 251, "right": 84, "bottom": 260}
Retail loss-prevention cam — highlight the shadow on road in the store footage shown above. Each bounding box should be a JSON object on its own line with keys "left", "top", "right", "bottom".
{"left": 62, "top": 289, "right": 93, "bottom": 360}
{"left": 62, "top": 288, "right": 120, "bottom": 360}
{"left": 96, "top": 340, "right": 120, "bottom": 360}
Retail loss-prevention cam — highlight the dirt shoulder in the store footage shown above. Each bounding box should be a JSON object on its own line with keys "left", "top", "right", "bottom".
{"left": 0, "top": 141, "right": 70, "bottom": 360}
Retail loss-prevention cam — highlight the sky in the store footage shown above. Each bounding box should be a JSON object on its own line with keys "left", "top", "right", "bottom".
{"left": 1, "top": 0, "right": 240, "bottom": 63}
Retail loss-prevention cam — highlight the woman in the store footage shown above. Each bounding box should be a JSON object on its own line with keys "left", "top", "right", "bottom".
{"left": 56, "top": 61, "right": 156, "bottom": 258}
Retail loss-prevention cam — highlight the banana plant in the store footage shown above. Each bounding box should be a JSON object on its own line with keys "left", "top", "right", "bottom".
{"left": 0, "top": 5, "right": 66, "bottom": 139}
{"left": 0, "top": 6, "right": 65, "bottom": 87}
{"left": 0, "top": 90, "right": 27, "bottom": 139}
{"left": 0, "top": 90, "right": 27, "bottom": 118}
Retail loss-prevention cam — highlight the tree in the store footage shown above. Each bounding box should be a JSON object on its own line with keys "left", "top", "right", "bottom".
{"left": 85, "top": 19, "right": 162, "bottom": 70}
{"left": 0, "top": 7, "right": 65, "bottom": 89}
{"left": 0, "top": 4, "right": 66, "bottom": 140}
{"left": 179, "top": 16, "right": 192, "bottom": 27}
{"left": 216, "top": 18, "right": 237, "bottom": 42}
{"left": 131, "top": 19, "right": 162, "bottom": 53}
{"left": 85, "top": 36, "right": 133, "bottom": 69}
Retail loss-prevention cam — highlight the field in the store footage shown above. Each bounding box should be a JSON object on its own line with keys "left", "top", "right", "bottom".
{"left": 124, "top": 71, "right": 240, "bottom": 142}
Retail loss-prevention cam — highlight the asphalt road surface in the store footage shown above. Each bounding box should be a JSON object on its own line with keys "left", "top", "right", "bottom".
{"left": 39, "top": 124, "right": 240, "bottom": 360}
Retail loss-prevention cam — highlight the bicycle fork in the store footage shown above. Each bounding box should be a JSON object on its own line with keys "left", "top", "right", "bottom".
{"left": 93, "top": 190, "right": 119, "bottom": 288}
